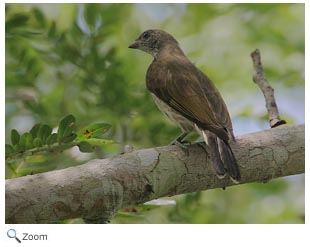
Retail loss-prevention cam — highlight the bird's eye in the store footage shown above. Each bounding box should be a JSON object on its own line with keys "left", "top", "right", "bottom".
{"left": 142, "top": 31, "right": 150, "bottom": 39}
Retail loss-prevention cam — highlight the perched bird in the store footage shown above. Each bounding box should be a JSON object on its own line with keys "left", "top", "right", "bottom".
{"left": 129, "top": 29, "right": 240, "bottom": 183}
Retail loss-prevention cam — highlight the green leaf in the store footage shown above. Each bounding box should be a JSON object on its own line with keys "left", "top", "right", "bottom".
{"left": 77, "top": 123, "right": 111, "bottom": 140}
{"left": 58, "top": 115, "right": 76, "bottom": 142}
{"left": 37, "top": 124, "right": 52, "bottom": 144}
{"left": 82, "top": 138, "right": 114, "bottom": 147}
{"left": 13, "top": 144, "right": 21, "bottom": 152}
{"left": 11, "top": 129, "right": 20, "bottom": 145}
{"left": 78, "top": 141, "right": 94, "bottom": 153}
{"left": 48, "top": 21, "right": 57, "bottom": 38}
{"left": 6, "top": 13, "right": 30, "bottom": 30}
{"left": 19, "top": 133, "right": 31, "bottom": 151}
{"left": 5, "top": 144, "right": 14, "bottom": 155}
{"left": 32, "top": 8, "right": 46, "bottom": 27}
{"left": 30, "top": 123, "right": 41, "bottom": 139}
{"left": 62, "top": 133, "right": 77, "bottom": 143}
{"left": 33, "top": 138, "right": 42, "bottom": 148}
{"left": 63, "top": 123, "right": 77, "bottom": 138}
{"left": 46, "top": 133, "right": 58, "bottom": 145}
{"left": 21, "top": 132, "right": 34, "bottom": 150}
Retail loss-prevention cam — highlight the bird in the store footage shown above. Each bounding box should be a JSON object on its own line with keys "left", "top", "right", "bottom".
{"left": 129, "top": 29, "right": 240, "bottom": 183}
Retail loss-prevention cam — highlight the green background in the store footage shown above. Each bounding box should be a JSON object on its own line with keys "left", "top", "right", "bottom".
{"left": 5, "top": 3, "right": 305, "bottom": 223}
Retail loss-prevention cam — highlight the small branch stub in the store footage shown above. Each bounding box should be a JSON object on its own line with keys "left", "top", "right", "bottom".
{"left": 250, "top": 49, "right": 286, "bottom": 128}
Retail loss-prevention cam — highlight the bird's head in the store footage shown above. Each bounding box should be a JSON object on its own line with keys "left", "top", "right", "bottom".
{"left": 129, "top": 29, "right": 179, "bottom": 58}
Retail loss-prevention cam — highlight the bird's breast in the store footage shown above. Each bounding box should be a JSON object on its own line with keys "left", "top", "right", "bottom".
{"left": 151, "top": 93, "right": 194, "bottom": 133}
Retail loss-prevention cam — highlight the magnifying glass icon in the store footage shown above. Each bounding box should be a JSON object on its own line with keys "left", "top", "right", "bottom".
{"left": 7, "top": 229, "right": 21, "bottom": 243}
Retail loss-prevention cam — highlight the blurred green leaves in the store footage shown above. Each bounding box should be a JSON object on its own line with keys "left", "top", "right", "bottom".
{"left": 5, "top": 3, "right": 135, "bottom": 127}
{"left": 5, "top": 13, "right": 29, "bottom": 30}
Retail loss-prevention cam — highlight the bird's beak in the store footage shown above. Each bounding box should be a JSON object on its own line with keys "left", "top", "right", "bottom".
{"left": 128, "top": 40, "right": 140, "bottom": 49}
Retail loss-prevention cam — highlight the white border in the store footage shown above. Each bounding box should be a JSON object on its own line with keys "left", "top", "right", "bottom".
{"left": 1, "top": 1, "right": 308, "bottom": 247}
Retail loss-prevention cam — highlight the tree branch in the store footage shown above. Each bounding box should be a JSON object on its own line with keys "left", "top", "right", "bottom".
{"left": 251, "top": 49, "right": 287, "bottom": 127}
{"left": 5, "top": 124, "right": 304, "bottom": 223}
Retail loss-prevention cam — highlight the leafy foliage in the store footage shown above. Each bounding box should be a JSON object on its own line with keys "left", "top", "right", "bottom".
{"left": 6, "top": 114, "right": 113, "bottom": 164}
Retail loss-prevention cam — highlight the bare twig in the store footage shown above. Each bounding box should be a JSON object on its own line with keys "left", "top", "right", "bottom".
{"left": 251, "top": 49, "right": 286, "bottom": 128}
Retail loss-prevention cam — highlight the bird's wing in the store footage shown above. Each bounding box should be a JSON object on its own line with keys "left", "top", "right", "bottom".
{"left": 147, "top": 59, "right": 232, "bottom": 141}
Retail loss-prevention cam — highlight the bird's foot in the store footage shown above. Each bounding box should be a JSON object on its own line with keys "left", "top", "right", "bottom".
{"left": 169, "top": 132, "right": 190, "bottom": 145}
{"left": 171, "top": 140, "right": 191, "bottom": 152}
{"left": 170, "top": 139, "right": 191, "bottom": 146}
{"left": 169, "top": 132, "right": 191, "bottom": 153}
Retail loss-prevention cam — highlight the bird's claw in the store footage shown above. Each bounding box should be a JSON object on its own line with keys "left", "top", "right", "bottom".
{"left": 171, "top": 140, "right": 191, "bottom": 150}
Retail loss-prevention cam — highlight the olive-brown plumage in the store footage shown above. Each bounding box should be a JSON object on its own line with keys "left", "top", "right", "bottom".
{"left": 129, "top": 29, "right": 240, "bottom": 182}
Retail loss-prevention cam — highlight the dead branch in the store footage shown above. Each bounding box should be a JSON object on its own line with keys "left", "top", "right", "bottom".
{"left": 251, "top": 49, "right": 287, "bottom": 128}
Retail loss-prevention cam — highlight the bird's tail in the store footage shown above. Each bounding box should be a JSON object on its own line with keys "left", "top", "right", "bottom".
{"left": 202, "top": 130, "right": 240, "bottom": 183}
